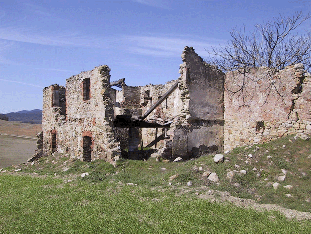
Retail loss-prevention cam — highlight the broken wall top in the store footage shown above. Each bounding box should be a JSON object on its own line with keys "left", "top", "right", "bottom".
{"left": 179, "top": 46, "right": 225, "bottom": 121}
{"left": 224, "top": 63, "right": 311, "bottom": 122}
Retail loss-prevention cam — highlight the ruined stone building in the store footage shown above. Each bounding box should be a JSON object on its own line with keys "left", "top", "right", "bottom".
{"left": 42, "top": 47, "right": 311, "bottom": 163}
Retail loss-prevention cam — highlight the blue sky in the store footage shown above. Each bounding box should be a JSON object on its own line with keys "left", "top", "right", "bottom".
{"left": 0, "top": 0, "right": 310, "bottom": 113}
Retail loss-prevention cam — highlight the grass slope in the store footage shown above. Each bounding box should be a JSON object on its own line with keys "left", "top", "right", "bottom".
{"left": 0, "top": 174, "right": 310, "bottom": 233}
{"left": 0, "top": 135, "right": 311, "bottom": 232}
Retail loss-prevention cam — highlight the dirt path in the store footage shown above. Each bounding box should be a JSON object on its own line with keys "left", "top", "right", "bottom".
{"left": 197, "top": 188, "right": 311, "bottom": 220}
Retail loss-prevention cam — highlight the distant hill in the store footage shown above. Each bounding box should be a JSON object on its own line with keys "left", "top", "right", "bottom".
{"left": 4, "top": 109, "right": 42, "bottom": 124}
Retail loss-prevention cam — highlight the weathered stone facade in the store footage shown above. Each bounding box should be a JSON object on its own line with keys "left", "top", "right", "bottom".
{"left": 42, "top": 46, "right": 311, "bottom": 162}
{"left": 42, "top": 66, "right": 120, "bottom": 163}
{"left": 224, "top": 64, "right": 311, "bottom": 151}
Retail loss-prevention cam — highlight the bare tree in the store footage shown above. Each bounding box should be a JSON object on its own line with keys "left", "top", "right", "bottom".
{"left": 208, "top": 12, "right": 311, "bottom": 109}
{"left": 209, "top": 11, "right": 311, "bottom": 72}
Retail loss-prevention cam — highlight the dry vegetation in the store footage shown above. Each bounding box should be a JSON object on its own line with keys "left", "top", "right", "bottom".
{"left": 0, "top": 120, "right": 41, "bottom": 137}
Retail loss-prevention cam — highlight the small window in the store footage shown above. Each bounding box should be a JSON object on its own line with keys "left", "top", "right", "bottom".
{"left": 51, "top": 132, "right": 57, "bottom": 153}
{"left": 83, "top": 78, "right": 90, "bottom": 101}
{"left": 52, "top": 89, "right": 59, "bottom": 107}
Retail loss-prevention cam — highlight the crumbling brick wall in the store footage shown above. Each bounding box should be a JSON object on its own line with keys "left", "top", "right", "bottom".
{"left": 224, "top": 64, "right": 311, "bottom": 151}
{"left": 112, "top": 47, "right": 224, "bottom": 159}
{"left": 170, "top": 47, "right": 225, "bottom": 158}
{"left": 42, "top": 66, "right": 120, "bottom": 162}
{"left": 42, "top": 47, "right": 225, "bottom": 161}
{"left": 42, "top": 46, "right": 310, "bottom": 162}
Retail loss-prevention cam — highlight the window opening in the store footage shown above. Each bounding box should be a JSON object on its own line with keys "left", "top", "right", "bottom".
{"left": 52, "top": 89, "right": 59, "bottom": 107}
{"left": 83, "top": 136, "right": 92, "bottom": 162}
{"left": 83, "top": 78, "right": 90, "bottom": 101}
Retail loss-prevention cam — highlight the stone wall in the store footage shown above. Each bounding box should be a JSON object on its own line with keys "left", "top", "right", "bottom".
{"left": 42, "top": 47, "right": 225, "bottom": 161}
{"left": 224, "top": 64, "right": 311, "bottom": 151}
{"left": 42, "top": 66, "right": 120, "bottom": 162}
{"left": 41, "top": 46, "right": 311, "bottom": 162}
{"left": 170, "top": 47, "right": 225, "bottom": 158}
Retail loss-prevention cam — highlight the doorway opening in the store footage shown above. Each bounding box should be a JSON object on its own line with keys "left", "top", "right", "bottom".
{"left": 83, "top": 136, "right": 92, "bottom": 162}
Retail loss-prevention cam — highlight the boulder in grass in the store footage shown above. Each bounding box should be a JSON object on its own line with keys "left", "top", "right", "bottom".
{"left": 207, "top": 172, "right": 219, "bottom": 183}
{"left": 173, "top": 157, "right": 183, "bottom": 162}
{"left": 214, "top": 154, "right": 224, "bottom": 163}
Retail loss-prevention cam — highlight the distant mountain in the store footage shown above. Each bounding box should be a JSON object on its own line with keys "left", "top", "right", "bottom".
{"left": 4, "top": 109, "right": 42, "bottom": 124}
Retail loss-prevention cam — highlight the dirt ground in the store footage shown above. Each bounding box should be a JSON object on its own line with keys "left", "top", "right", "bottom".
{"left": 0, "top": 135, "right": 36, "bottom": 168}
{"left": 0, "top": 120, "right": 41, "bottom": 137}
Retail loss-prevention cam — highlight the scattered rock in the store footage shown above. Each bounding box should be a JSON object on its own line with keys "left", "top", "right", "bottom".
{"left": 267, "top": 155, "right": 272, "bottom": 159}
{"left": 233, "top": 183, "right": 240, "bottom": 187}
{"left": 62, "top": 167, "right": 69, "bottom": 172}
{"left": 284, "top": 185, "right": 293, "bottom": 190}
{"left": 202, "top": 170, "right": 212, "bottom": 177}
{"left": 187, "top": 181, "right": 192, "bottom": 186}
{"left": 281, "top": 169, "right": 287, "bottom": 175}
{"left": 169, "top": 174, "right": 178, "bottom": 181}
{"left": 248, "top": 154, "right": 253, "bottom": 158}
{"left": 207, "top": 173, "right": 219, "bottom": 183}
{"left": 226, "top": 171, "right": 235, "bottom": 182}
{"left": 285, "top": 194, "right": 292, "bottom": 198}
{"left": 214, "top": 154, "right": 224, "bottom": 163}
{"left": 198, "top": 167, "right": 203, "bottom": 171}
{"left": 234, "top": 164, "right": 240, "bottom": 169}
{"left": 282, "top": 145, "right": 286, "bottom": 148}
{"left": 273, "top": 182, "right": 280, "bottom": 190}
{"left": 126, "top": 183, "right": 137, "bottom": 186}
{"left": 173, "top": 157, "right": 183, "bottom": 162}
{"left": 14, "top": 169, "right": 21, "bottom": 172}
{"left": 294, "top": 133, "right": 310, "bottom": 140}
{"left": 81, "top": 172, "right": 89, "bottom": 178}
{"left": 252, "top": 167, "right": 257, "bottom": 171}
{"left": 240, "top": 170, "right": 247, "bottom": 175}
{"left": 160, "top": 168, "right": 167, "bottom": 171}
{"left": 277, "top": 175, "right": 286, "bottom": 182}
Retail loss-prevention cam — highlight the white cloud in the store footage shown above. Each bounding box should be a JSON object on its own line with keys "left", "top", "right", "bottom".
{"left": 131, "top": 0, "right": 170, "bottom": 9}
{"left": 124, "top": 35, "right": 225, "bottom": 57}
{"left": 0, "top": 26, "right": 112, "bottom": 48}
{"left": 0, "top": 78, "right": 44, "bottom": 88}
{"left": 23, "top": 2, "right": 54, "bottom": 18}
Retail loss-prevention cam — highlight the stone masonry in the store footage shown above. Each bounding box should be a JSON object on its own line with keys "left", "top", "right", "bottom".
{"left": 41, "top": 47, "right": 311, "bottom": 162}
{"left": 224, "top": 64, "right": 311, "bottom": 151}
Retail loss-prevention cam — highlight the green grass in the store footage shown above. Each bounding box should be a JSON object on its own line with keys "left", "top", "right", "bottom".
{"left": 1, "top": 135, "right": 311, "bottom": 232}
{"left": 0, "top": 174, "right": 310, "bottom": 233}
{"left": 9, "top": 135, "right": 311, "bottom": 213}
